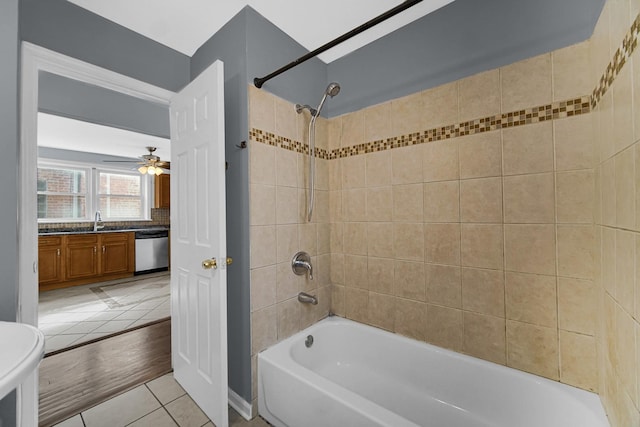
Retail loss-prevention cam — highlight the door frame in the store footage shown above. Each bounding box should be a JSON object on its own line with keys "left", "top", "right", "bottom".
{"left": 18, "top": 42, "right": 174, "bottom": 426}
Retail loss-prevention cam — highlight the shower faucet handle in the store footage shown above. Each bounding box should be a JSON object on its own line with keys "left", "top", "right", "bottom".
{"left": 292, "top": 251, "right": 313, "bottom": 280}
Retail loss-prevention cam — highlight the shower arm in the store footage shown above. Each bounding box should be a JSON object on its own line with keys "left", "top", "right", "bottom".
{"left": 253, "top": 0, "right": 423, "bottom": 88}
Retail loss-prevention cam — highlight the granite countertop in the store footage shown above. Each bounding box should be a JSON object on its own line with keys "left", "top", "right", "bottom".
{"left": 38, "top": 226, "right": 170, "bottom": 236}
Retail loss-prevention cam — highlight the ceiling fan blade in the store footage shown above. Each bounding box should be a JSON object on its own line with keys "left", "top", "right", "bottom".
{"left": 156, "top": 161, "right": 170, "bottom": 169}
{"left": 102, "top": 160, "right": 141, "bottom": 163}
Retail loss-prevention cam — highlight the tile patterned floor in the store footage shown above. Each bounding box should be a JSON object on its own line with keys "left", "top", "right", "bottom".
{"left": 39, "top": 272, "right": 170, "bottom": 353}
{"left": 52, "top": 373, "right": 270, "bottom": 427}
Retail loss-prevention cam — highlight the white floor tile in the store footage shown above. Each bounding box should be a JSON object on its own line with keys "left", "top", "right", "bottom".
{"left": 164, "top": 394, "right": 209, "bottom": 427}
{"left": 114, "top": 310, "right": 150, "bottom": 321}
{"left": 59, "top": 321, "right": 106, "bottom": 335}
{"left": 45, "top": 334, "right": 85, "bottom": 352}
{"left": 145, "top": 374, "right": 186, "bottom": 405}
{"left": 82, "top": 385, "right": 160, "bottom": 427}
{"left": 53, "top": 414, "right": 84, "bottom": 427}
{"left": 92, "top": 320, "right": 135, "bottom": 334}
{"left": 126, "top": 408, "right": 177, "bottom": 427}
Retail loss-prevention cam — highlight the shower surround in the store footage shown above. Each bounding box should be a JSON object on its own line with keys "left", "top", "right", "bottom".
{"left": 248, "top": 1, "right": 640, "bottom": 424}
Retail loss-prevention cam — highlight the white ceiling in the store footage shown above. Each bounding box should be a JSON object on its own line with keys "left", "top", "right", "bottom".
{"left": 66, "top": 0, "right": 454, "bottom": 62}
{"left": 38, "top": 113, "right": 171, "bottom": 161}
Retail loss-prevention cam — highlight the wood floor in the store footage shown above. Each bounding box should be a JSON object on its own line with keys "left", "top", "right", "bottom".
{"left": 39, "top": 319, "right": 172, "bottom": 427}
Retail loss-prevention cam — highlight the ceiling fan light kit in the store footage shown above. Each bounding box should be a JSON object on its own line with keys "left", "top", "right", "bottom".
{"left": 103, "top": 146, "right": 170, "bottom": 174}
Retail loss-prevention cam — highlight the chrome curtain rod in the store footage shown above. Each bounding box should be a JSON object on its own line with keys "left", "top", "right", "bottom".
{"left": 253, "top": 0, "right": 424, "bottom": 89}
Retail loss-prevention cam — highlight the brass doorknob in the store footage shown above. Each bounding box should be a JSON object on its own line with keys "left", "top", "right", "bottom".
{"left": 226, "top": 257, "right": 233, "bottom": 266}
{"left": 202, "top": 258, "right": 217, "bottom": 270}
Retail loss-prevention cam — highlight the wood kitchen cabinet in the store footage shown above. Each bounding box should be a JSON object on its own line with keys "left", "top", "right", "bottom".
{"left": 38, "top": 236, "right": 64, "bottom": 287}
{"left": 154, "top": 174, "right": 170, "bottom": 209}
{"left": 38, "top": 232, "right": 135, "bottom": 291}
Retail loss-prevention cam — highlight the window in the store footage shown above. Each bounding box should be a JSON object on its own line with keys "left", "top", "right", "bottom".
{"left": 37, "top": 161, "right": 150, "bottom": 222}
{"left": 97, "top": 170, "right": 144, "bottom": 220}
{"left": 37, "top": 166, "right": 89, "bottom": 220}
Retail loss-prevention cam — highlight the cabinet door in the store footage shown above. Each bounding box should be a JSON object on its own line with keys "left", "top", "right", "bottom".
{"left": 155, "top": 174, "right": 170, "bottom": 209}
{"left": 38, "top": 236, "right": 63, "bottom": 286}
{"left": 65, "top": 234, "right": 99, "bottom": 280}
{"left": 101, "top": 232, "right": 134, "bottom": 275}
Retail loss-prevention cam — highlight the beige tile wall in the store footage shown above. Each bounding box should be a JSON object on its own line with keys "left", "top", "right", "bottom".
{"left": 593, "top": 0, "right": 640, "bottom": 425}
{"left": 248, "top": 86, "right": 331, "bottom": 408}
{"left": 329, "top": 45, "right": 598, "bottom": 391}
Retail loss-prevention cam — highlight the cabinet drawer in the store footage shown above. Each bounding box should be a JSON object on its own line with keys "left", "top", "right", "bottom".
{"left": 66, "top": 234, "right": 99, "bottom": 245}
{"left": 39, "top": 236, "right": 63, "bottom": 247}
{"left": 101, "top": 232, "right": 133, "bottom": 243}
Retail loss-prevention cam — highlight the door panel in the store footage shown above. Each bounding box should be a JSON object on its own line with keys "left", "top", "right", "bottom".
{"left": 170, "top": 61, "right": 228, "bottom": 427}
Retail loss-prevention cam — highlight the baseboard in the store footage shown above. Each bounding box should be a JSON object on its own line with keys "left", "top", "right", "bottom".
{"left": 228, "top": 388, "right": 253, "bottom": 421}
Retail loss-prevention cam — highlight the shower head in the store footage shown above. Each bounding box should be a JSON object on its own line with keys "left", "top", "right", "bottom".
{"left": 325, "top": 82, "right": 341, "bottom": 97}
{"left": 314, "top": 82, "right": 341, "bottom": 117}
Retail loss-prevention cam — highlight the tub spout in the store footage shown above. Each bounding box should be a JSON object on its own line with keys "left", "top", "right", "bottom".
{"left": 292, "top": 251, "right": 313, "bottom": 280}
{"left": 298, "top": 292, "right": 318, "bottom": 305}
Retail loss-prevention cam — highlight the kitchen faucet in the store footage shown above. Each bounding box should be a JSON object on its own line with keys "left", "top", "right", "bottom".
{"left": 93, "top": 211, "right": 104, "bottom": 231}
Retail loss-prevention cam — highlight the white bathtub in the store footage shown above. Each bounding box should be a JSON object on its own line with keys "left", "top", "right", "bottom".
{"left": 258, "top": 316, "right": 609, "bottom": 427}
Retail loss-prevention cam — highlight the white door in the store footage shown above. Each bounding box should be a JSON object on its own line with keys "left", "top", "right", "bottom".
{"left": 170, "top": 60, "right": 228, "bottom": 427}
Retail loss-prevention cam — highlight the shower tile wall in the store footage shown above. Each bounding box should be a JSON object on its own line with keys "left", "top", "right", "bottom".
{"left": 328, "top": 44, "right": 597, "bottom": 392}
{"left": 592, "top": 0, "right": 640, "bottom": 425}
{"left": 248, "top": 86, "right": 331, "bottom": 409}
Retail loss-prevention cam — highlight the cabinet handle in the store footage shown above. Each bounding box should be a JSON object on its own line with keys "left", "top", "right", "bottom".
{"left": 102, "top": 246, "right": 106, "bottom": 254}
{"left": 94, "top": 246, "right": 97, "bottom": 254}
{"left": 57, "top": 248, "right": 60, "bottom": 257}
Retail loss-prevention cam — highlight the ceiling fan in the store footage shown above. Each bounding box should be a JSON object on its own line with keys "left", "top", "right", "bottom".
{"left": 103, "top": 146, "right": 170, "bottom": 175}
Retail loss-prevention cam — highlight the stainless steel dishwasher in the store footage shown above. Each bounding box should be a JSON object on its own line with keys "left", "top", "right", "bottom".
{"left": 134, "top": 229, "right": 169, "bottom": 274}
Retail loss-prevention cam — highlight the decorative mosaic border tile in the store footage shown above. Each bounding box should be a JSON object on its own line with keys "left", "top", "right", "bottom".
{"left": 591, "top": 13, "right": 640, "bottom": 108}
{"left": 250, "top": 11, "right": 638, "bottom": 159}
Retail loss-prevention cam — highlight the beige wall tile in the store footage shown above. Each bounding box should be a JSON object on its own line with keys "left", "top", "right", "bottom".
{"left": 394, "top": 223, "right": 424, "bottom": 261}
{"left": 554, "top": 114, "right": 595, "bottom": 171}
{"left": 505, "top": 272, "right": 557, "bottom": 328}
{"left": 342, "top": 155, "right": 366, "bottom": 189}
{"left": 249, "top": 86, "right": 275, "bottom": 131}
{"left": 559, "top": 330, "right": 598, "bottom": 392}
{"left": 426, "top": 305, "right": 463, "bottom": 351}
{"left": 556, "top": 170, "right": 594, "bottom": 224}
{"left": 276, "top": 224, "right": 298, "bottom": 264}
{"left": 462, "top": 267, "right": 505, "bottom": 318}
{"left": 423, "top": 140, "right": 460, "bottom": 182}
{"left": 637, "top": 235, "right": 640, "bottom": 321}
{"left": 368, "top": 258, "right": 395, "bottom": 295}
{"left": 330, "top": 222, "right": 343, "bottom": 254}
{"left": 250, "top": 225, "right": 276, "bottom": 268}
{"left": 463, "top": 312, "right": 506, "bottom": 364}
{"left": 251, "top": 306, "right": 277, "bottom": 355}
{"left": 590, "top": 0, "right": 610, "bottom": 84}
{"left": 345, "top": 287, "right": 369, "bottom": 323}
{"left": 458, "top": 131, "right": 502, "bottom": 179}
{"left": 275, "top": 96, "right": 297, "bottom": 141}
{"left": 598, "top": 91, "right": 616, "bottom": 162}
{"left": 613, "top": 57, "right": 634, "bottom": 154}
{"left": 557, "top": 225, "right": 594, "bottom": 280}
{"left": 331, "top": 284, "right": 345, "bottom": 316}
{"left": 327, "top": 117, "right": 342, "bottom": 151}
{"left": 275, "top": 147, "right": 298, "bottom": 188}
{"left": 366, "top": 187, "right": 393, "bottom": 222}
{"left": 250, "top": 141, "right": 276, "bottom": 185}
{"left": 341, "top": 110, "right": 365, "bottom": 147}
{"left": 250, "top": 184, "right": 276, "bottom": 226}
{"left": 502, "top": 122, "right": 554, "bottom": 175}
{"left": 368, "top": 292, "right": 396, "bottom": 331}
{"left": 330, "top": 253, "right": 345, "bottom": 286}
{"left": 504, "top": 173, "right": 555, "bottom": 224}
{"left": 344, "top": 188, "right": 367, "bottom": 222}
{"left": 392, "top": 91, "right": 425, "bottom": 136}
{"left": 367, "top": 222, "right": 394, "bottom": 258}
{"left": 276, "top": 186, "right": 299, "bottom": 225}
{"left": 505, "top": 224, "right": 556, "bottom": 275}
{"left": 552, "top": 41, "right": 591, "bottom": 101}
{"left": 460, "top": 177, "right": 503, "bottom": 223}
{"left": 394, "top": 260, "right": 426, "bottom": 301}
{"left": 637, "top": 146, "right": 640, "bottom": 231}
{"left": 458, "top": 69, "right": 501, "bottom": 121}
{"left": 344, "top": 255, "right": 368, "bottom": 290}
{"left": 558, "top": 277, "right": 597, "bottom": 335}
{"left": 393, "top": 184, "right": 424, "bottom": 222}
{"left": 393, "top": 145, "right": 423, "bottom": 185}
{"left": 602, "top": 227, "right": 616, "bottom": 295}
{"left": 616, "top": 306, "right": 638, "bottom": 406}
{"left": 424, "top": 223, "right": 461, "bottom": 266}
{"left": 366, "top": 151, "right": 393, "bottom": 188}
{"left": 615, "top": 229, "right": 635, "bottom": 315}
{"left": 609, "top": 0, "right": 630, "bottom": 55}
{"left": 424, "top": 181, "right": 460, "bottom": 222}
{"left": 426, "top": 264, "right": 462, "bottom": 308}
{"left": 298, "top": 223, "right": 318, "bottom": 256}
{"left": 317, "top": 222, "right": 331, "bottom": 255}
{"left": 276, "top": 298, "right": 300, "bottom": 341}
{"left": 615, "top": 148, "right": 636, "bottom": 230}
{"left": 395, "top": 298, "right": 426, "bottom": 340}
{"left": 601, "top": 157, "right": 616, "bottom": 227}
{"left": 422, "top": 81, "right": 458, "bottom": 130}
{"left": 277, "top": 262, "right": 301, "bottom": 302}
{"left": 461, "top": 224, "right": 504, "bottom": 270}
{"left": 250, "top": 266, "right": 276, "bottom": 312}
{"left": 343, "top": 222, "right": 368, "bottom": 256}
{"left": 364, "top": 102, "right": 392, "bottom": 142}
{"left": 501, "top": 53, "right": 552, "bottom": 112}
{"left": 330, "top": 189, "right": 343, "bottom": 224}
{"left": 507, "top": 320, "right": 559, "bottom": 380}
{"left": 329, "top": 158, "right": 342, "bottom": 191}
{"left": 634, "top": 50, "right": 640, "bottom": 143}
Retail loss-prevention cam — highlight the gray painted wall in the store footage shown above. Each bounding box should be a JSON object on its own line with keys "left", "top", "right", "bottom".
{"left": 0, "top": 0, "right": 19, "bottom": 424}
{"left": 20, "top": 0, "right": 190, "bottom": 92}
{"left": 191, "top": 8, "right": 252, "bottom": 403}
{"left": 39, "top": 72, "right": 170, "bottom": 138}
{"left": 326, "top": 0, "right": 605, "bottom": 116}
